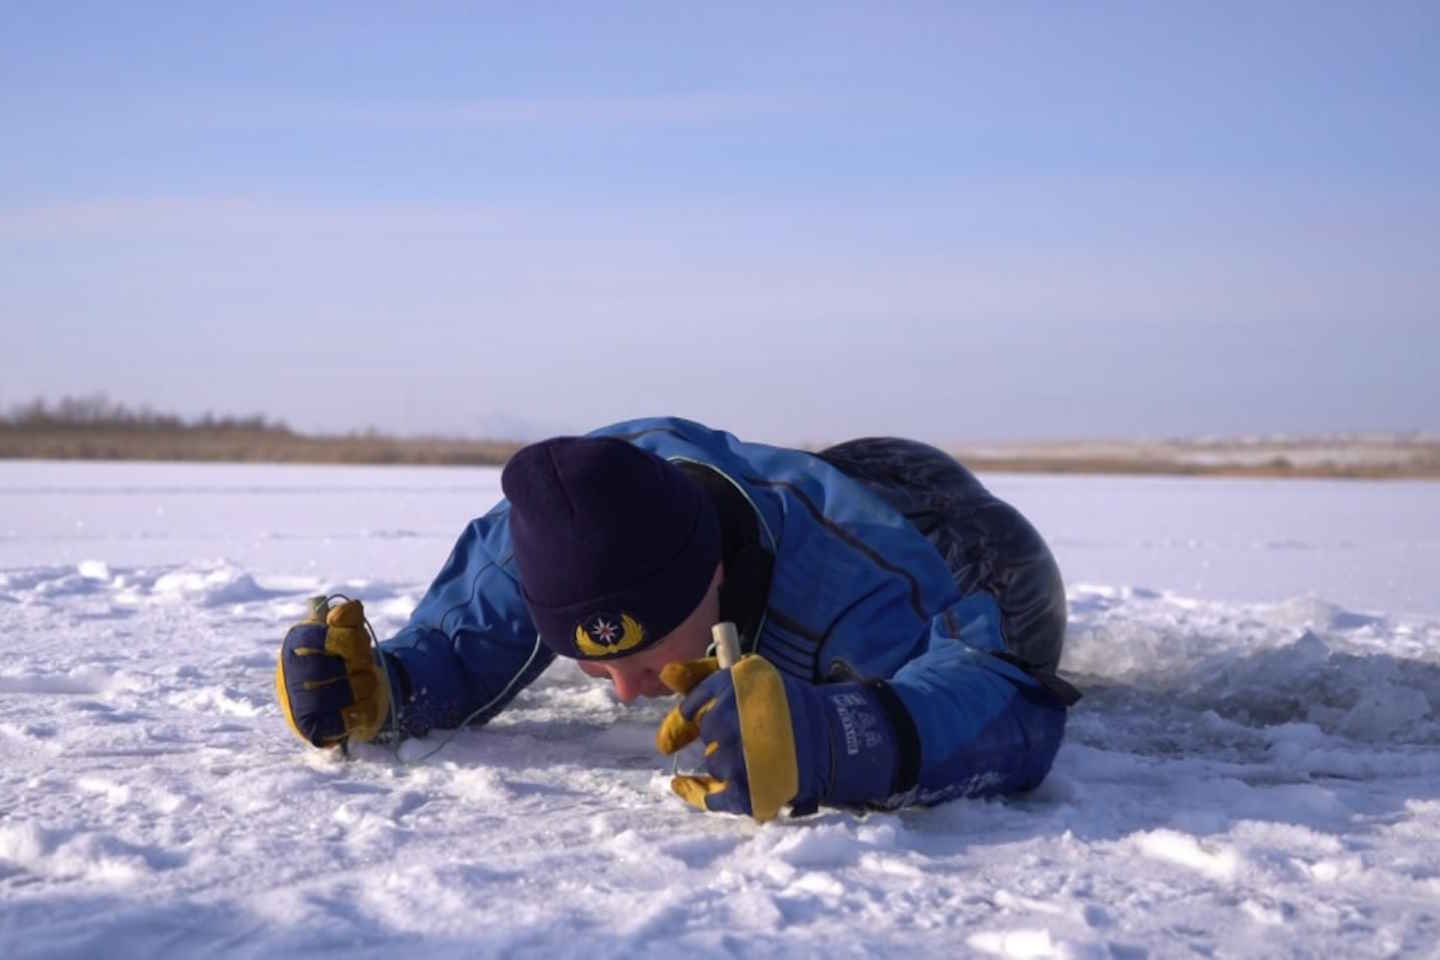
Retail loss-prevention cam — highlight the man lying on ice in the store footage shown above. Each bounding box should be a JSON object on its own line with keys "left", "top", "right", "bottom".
{"left": 275, "top": 417, "right": 1079, "bottom": 821}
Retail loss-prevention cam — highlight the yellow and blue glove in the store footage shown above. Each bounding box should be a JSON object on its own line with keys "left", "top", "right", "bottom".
{"left": 275, "top": 598, "right": 393, "bottom": 749}
{"left": 656, "top": 654, "right": 902, "bottom": 821}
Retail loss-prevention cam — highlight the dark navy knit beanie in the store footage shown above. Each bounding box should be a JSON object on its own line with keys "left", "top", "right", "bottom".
{"left": 501, "top": 436, "right": 721, "bottom": 660}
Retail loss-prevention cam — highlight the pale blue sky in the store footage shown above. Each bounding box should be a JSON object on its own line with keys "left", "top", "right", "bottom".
{"left": 2, "top": 3, "right": 1436, "bottom": 444}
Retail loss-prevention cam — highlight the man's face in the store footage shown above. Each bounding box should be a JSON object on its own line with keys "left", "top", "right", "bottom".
{"left": 576, "top": 563, "right": 722, "bottom": 703}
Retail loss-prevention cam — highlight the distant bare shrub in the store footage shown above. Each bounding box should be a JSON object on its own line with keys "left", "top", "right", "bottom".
{"left": 0, "top": 396, "right": 519, "bottom": 465}
{"left": 3, "top": 394, "right": 291, "bottom": 434}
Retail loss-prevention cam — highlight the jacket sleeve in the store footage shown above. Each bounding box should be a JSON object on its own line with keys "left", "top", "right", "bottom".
{"left": 379, "top": 501, "right": 555, "bottom": 737}
{"left": 875, "top": 591, "right": 1069, "bottom": 806}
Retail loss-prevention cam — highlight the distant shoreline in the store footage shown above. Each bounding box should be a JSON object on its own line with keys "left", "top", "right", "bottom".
{"left": 3, "top": 427, "right": 1437, "bottom": 480}
{"left": 0, "top": 427, "right": 518, "bottom": 467}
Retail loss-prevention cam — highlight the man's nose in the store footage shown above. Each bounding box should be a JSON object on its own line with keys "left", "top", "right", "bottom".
{"left": 607, "top": 666, "right": 645, "bottom": 703}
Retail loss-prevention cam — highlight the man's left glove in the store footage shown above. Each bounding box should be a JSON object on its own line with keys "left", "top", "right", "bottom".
{"left": 275, "top": 598, "right": 392, "bottom": 748}
{"left": 656, "top": 655, "right": 901, "bottom": 822}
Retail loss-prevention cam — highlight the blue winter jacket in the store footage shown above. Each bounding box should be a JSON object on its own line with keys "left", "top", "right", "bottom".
{"left": 380, "top": 417, "right": 1068, "bottom": 806}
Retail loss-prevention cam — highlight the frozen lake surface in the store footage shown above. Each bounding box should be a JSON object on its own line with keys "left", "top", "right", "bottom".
{"left": 2, "top": 461, "right": 1438, "bottom": 957}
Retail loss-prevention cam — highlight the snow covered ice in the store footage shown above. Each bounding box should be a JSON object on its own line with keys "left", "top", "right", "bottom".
{"left": 2, "top": 461, "right": 1438, "bottom": 958}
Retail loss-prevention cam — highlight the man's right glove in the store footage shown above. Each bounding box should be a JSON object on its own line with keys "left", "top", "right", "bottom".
{"left": 655, "top": 655, "right": 902, "bottom": 822}
{"left": 275, "top": 598, "right": 392, "bottom": 749}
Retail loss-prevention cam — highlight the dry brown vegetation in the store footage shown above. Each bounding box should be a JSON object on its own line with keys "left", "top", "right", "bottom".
{"left": 3, "top": 396, "right": 1437, "bottom": 478}
{"left": 949, "top": 454, "right": 1440, "bottom": 480}
{"left": 0, "top": 427, "right": 520, "bottom": 465}
{"left": 0, "top": 396, "right": 517, "bottom": 465}
{"left": 950, "top": 436, "right": 1440, "bottom": 480}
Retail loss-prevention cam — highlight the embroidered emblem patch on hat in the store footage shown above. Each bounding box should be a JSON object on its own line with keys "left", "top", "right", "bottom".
{"left": 575, "top": 612, "right": 647, "bottom": 658}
